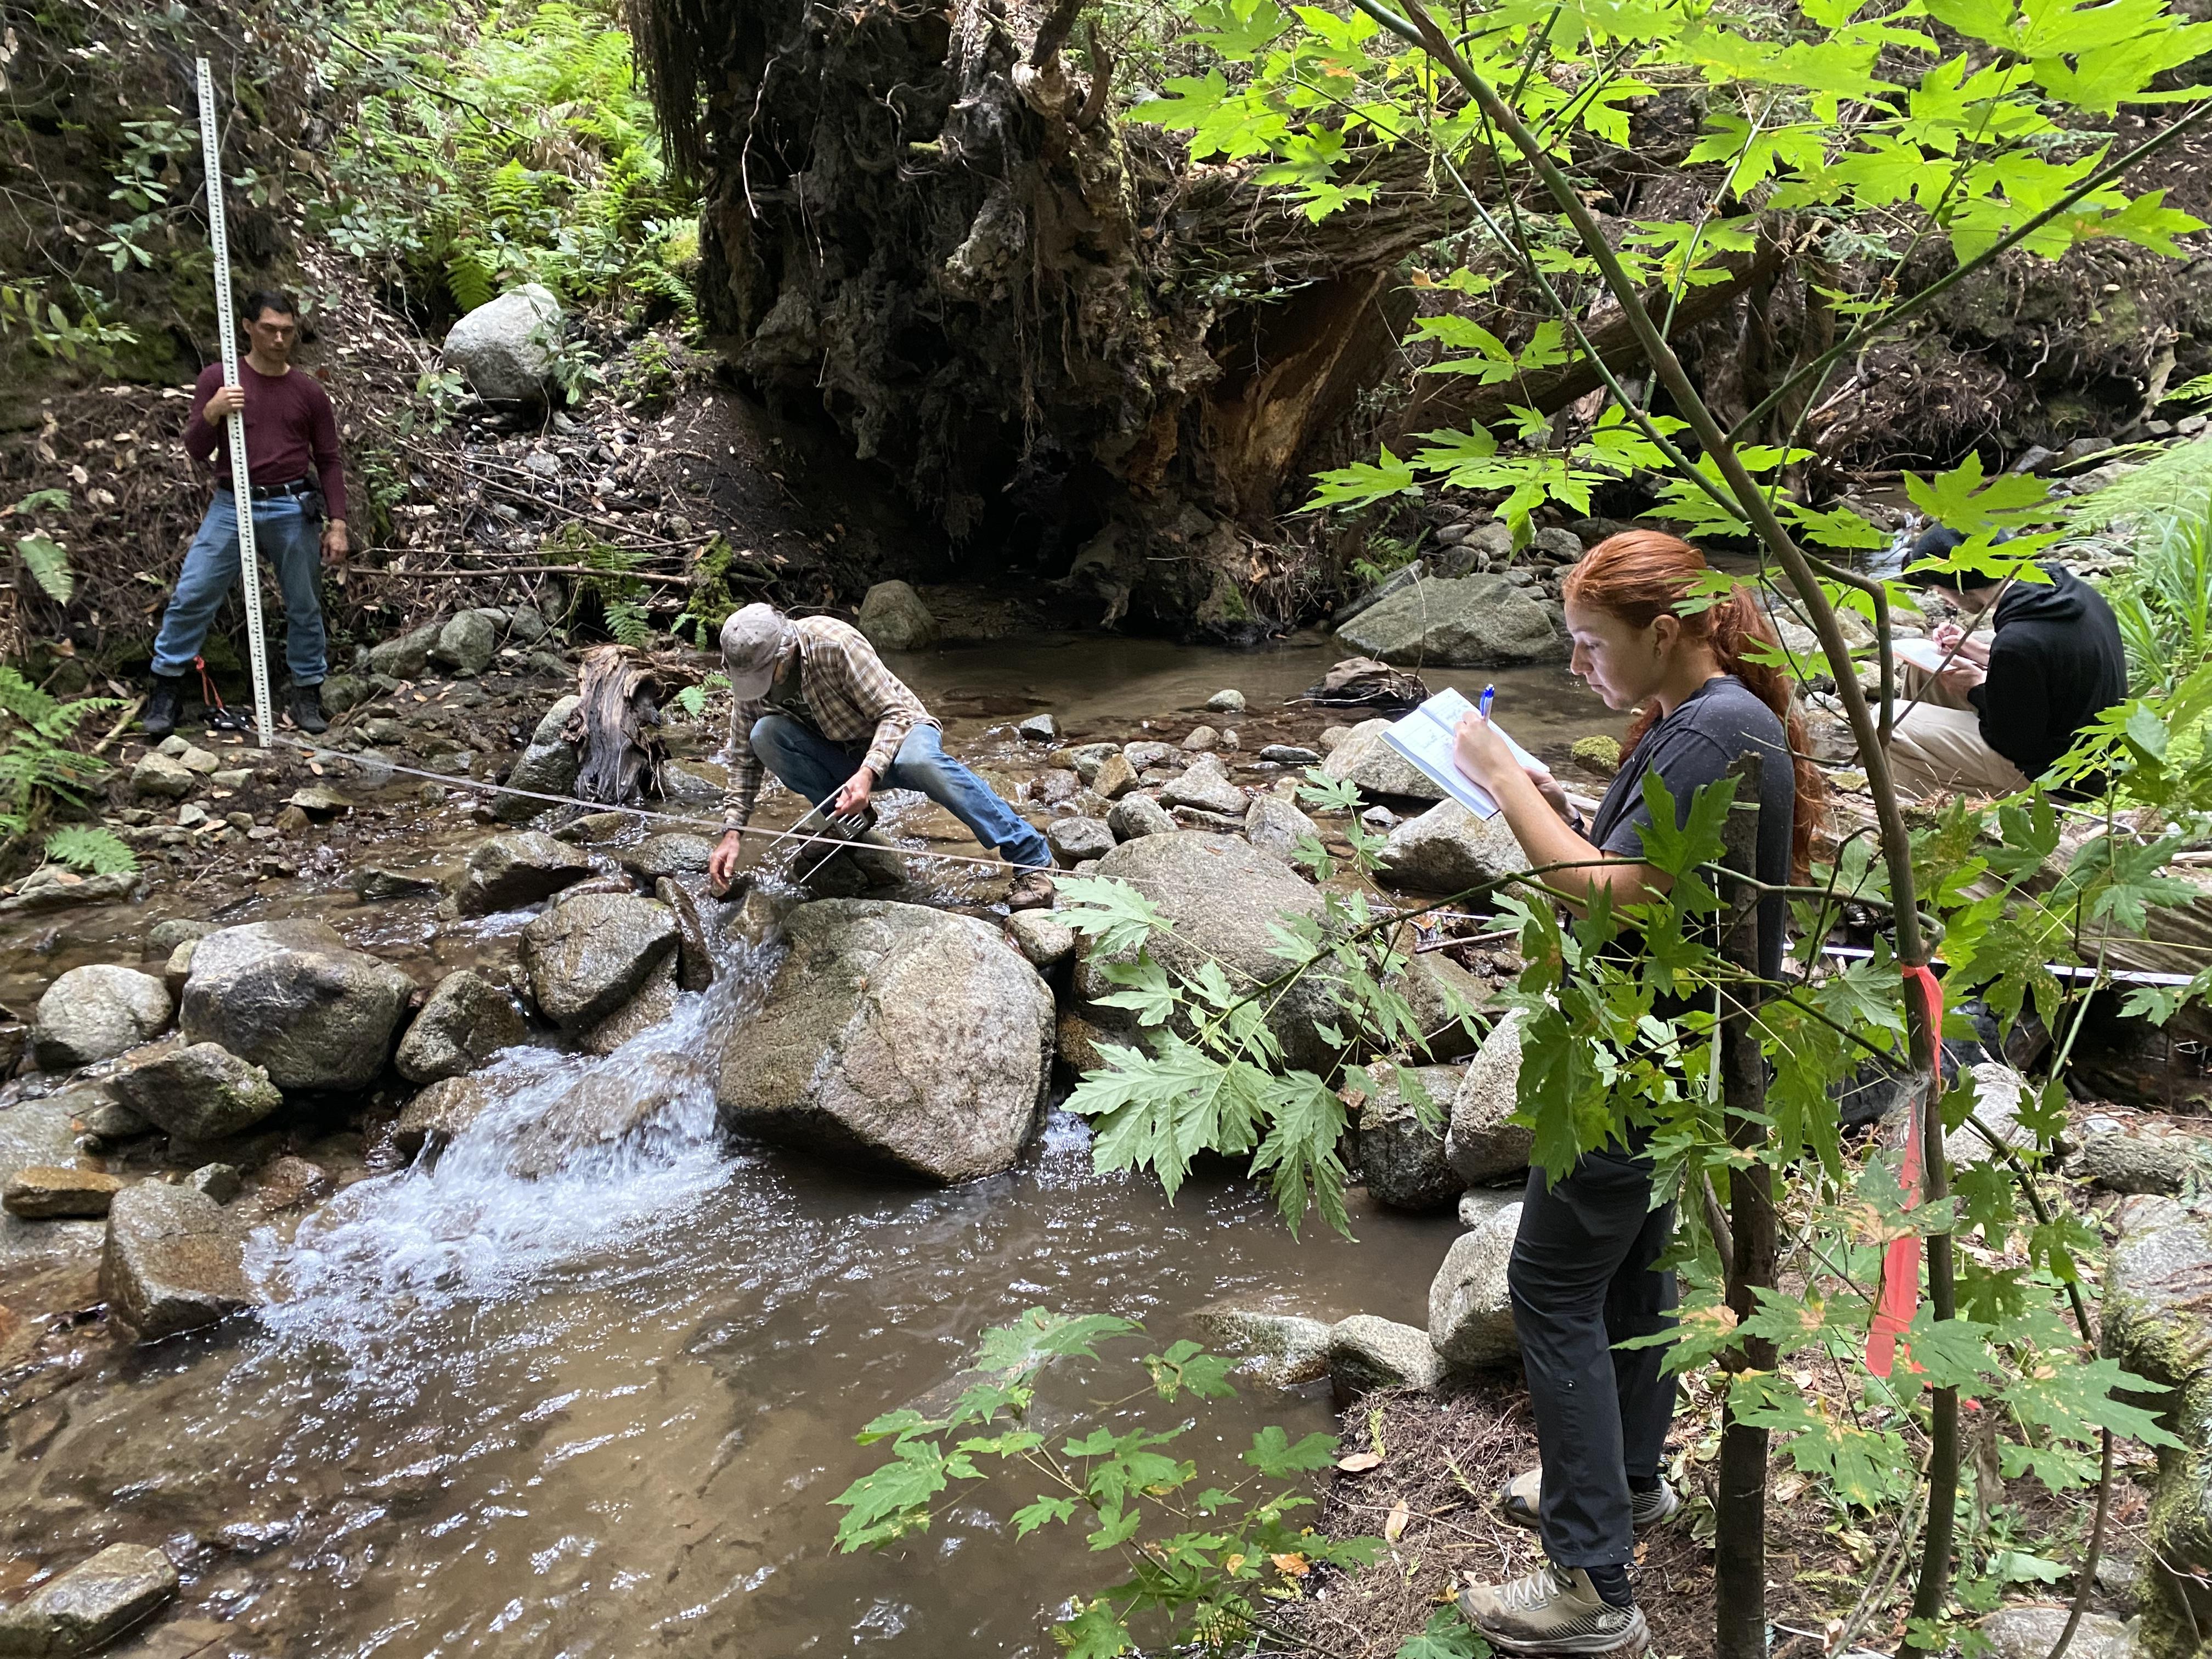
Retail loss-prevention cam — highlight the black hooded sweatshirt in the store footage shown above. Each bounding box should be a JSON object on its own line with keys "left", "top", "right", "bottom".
{"left": 1966, "top": 564, "right": 2127, "bottom": 781}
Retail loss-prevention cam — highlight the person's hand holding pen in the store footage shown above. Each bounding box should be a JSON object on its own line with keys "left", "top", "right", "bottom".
{"left": 1931, "top": 620, "right": 1992, "bottom": 668}
{"left": 1452, "top": 684, "right": 1573, "bottom": 822}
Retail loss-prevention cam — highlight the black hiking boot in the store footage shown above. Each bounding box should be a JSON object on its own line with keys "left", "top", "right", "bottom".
{"left": 287, "top": 682, "right": 329, "bottom": 735}
{"left": 142, "top": 675, "right": 184, "bottom": 740}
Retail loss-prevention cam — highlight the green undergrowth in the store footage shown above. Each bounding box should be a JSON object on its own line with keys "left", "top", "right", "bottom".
{"left": 320, "top": 0, "right": 701, "bottom": 326}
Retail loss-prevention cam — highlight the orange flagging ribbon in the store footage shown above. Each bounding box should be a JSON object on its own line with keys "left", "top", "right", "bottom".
{"left": 1865, "top": 962, "right": 1944, "bottom": 1378}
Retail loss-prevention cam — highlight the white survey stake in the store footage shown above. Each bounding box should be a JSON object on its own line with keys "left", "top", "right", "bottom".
{"left": 194, "top": 57, "right": 275, "bottom": 748}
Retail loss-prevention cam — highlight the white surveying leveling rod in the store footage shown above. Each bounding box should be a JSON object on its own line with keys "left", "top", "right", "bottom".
{"left": 194, "top": 56, "right": 275, "bottom": 749}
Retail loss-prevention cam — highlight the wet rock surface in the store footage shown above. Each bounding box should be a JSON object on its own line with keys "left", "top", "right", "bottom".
{"left": 2, "top": 1165, "right": 122, "bottom": 1220}
{"left": 0, "top": 1541, "right": 178, "bottom": 1657}
{"left": 99, "top": 1181, "right": 257, "bottom": 1340}
{"left": 718, "top": 899, "right": 1053, "bottom": 1182}
{"left": 1192, "top": 1301, "right": 1333, "bottom": 1387}
{"left": 109, "top": 1041, "right": 285, "bottom": 1140}
{"left": 454, "top": 831, "right": 596, "bottom": 916}
{"left": 520, "top": 893, "right": 679, "bottom": 1030}
{"left": 395, "top": 970, "right": 529, "bottom": 1084}
{"left": 179, "top": 922, "right": 414, "bottom": 1093}
{"left": 29, "top": 966, "right": 172, "bottom": 1072}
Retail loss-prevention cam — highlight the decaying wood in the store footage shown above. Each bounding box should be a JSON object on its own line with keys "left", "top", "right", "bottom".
{"left": 563, "top": 644, "right": 696, "bottom": 806}
{"left": 1301, "top": 656, "right": 1429, "bottom": 711}
{"left": 628, "top": 0, "right": 1468, "bottom": 638}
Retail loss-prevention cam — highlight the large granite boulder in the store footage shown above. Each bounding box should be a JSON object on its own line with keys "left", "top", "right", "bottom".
{"left": 520, "top": 893, "right": 678, "bottom": 1029}
{"left": 1430, "top": 1198, "right": 1524, "bottom": 1373}
{"left": 1379, "top": 800, "right": 1530, "bottom": 895}
{"left": 100, "top": 1182, "right": 258, "bottom": 1339}
{"left": 180, "top": 922, "right": 414, "bottom": 1092}
{"left": 442, "top": 282, "right": 562, "bottom": 403}
{"left": 1336, "top": 574, "right": 1567, "bottom": 666}
{"left": 1074, "top": 833, "right": 1343, "bottom": 1073}
{"left": 453, "top": 831, "right": 595, "bottom": 917}
{"left": 395, "top": 970, "right": 528, "bottom": 1083}
{"left": 495, "top": 696, "right": 582, "bottom": 823}
{"left": 1357, "top": 1063, "right": 1464, "bottom": 1212}
{"left": 1320, "top": 719, "right": 1446, "bottom": 803}
{"left": 110, "top": 1041, "right": 285, "bottom": 1139}
{"left": 855, "top": 580, "right": 941, "bottom": 651}
{"left": 29, "top": 965, "right": 171, "bottom": 1071}
{"left": 0, "top": 1542, "right": 178, "bottom": 1657}
{"left": 1446, "top": 1012, "right": 1535, "bottom": 1185}
{"left": 718, "top": 900, "right": 1053, "bottom": 1182}
{"left": 1975, "top": 1609, "right": 2137, "bottom": 1659}
{"left": 1327, "top": 1314, "right": 1442, "bottom": 1393}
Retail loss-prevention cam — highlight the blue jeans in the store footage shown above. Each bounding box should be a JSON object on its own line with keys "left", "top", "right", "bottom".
{"left": 151, "top": 490, "right": 326, "bottom": 685}
{"left": 752, "top": 715, "right": 1052, "bottom": 870}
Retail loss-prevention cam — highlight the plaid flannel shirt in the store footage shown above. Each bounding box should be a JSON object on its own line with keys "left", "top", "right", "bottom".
{"left": 721, "top": 615, "right": 939, "bottom": 829}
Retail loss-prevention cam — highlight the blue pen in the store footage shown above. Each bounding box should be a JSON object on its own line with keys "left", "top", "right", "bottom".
{"left": 1477, "top": 684, "right": 1495, "bottom": 720}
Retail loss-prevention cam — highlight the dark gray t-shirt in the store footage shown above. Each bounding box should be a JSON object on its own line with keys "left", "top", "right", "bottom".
{"left": 1587, "top": 675, "right": 1796, "bottom": 985}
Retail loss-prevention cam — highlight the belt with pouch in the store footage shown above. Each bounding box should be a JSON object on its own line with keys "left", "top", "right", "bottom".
{"left": 218, "top": 477, "right": 315, "bottom": 500}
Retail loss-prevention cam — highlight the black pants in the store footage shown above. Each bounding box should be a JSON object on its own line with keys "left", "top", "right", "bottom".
{"left": 1508, "top": 1147, "right": 1679, "bottom": 1568}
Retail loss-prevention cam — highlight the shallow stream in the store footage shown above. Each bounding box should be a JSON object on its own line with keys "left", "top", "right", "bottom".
{"left": 0, "top": 631, "right": 1618, "bottom": 1654}
{"left": 4, "top": 904, "right": 1460, "bottom": 1656}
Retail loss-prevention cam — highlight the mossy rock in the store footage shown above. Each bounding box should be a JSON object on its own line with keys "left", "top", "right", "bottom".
{"left": 1571, "top": 735, "right": 1622, "bottom": 776}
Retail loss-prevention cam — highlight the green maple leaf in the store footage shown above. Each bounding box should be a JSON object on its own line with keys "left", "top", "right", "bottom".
{"left": 1396, "top": 1606, "right": 1491, "bottom": 1659}
{"left": 1243, "top": 1425, "right": 1339, "bottom": 1477}
{"left": 1903, "top": 453, "right": 2051, "bottom": 538}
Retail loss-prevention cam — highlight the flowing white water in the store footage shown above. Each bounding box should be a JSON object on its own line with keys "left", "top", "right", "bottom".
{"left": 244, "top": 941, "right": 776, "bottom": 1374}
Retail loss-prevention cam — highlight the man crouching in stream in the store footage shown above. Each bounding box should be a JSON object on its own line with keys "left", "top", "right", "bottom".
{"left": 705, "top": 603, "right": 1058, "bottom": 911}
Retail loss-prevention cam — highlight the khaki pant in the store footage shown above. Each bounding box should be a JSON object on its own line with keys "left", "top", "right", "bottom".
{"left": 1886, "top": 666, "right": 2030, "bottom": 798}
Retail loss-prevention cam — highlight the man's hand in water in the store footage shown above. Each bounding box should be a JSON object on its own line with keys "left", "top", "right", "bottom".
{"left": 709, "top": 830, "right": 744, "bottom": 893}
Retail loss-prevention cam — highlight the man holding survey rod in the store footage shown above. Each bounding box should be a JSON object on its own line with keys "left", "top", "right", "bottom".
{"left": 1435, "top": 532, "right": 1825, "bottom": 1656}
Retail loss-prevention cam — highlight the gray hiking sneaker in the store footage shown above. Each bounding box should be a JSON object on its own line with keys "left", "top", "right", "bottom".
{"left": 1501, "top": 1466, "right": 1683, "bottom": 1533}
{"left": 1458, "top": 1561, "right": 1649, "bottom": 1657}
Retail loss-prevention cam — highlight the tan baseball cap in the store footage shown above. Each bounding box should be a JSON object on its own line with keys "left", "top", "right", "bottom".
{"left": 719, "top": 603, "right": 791, "bottom": 698}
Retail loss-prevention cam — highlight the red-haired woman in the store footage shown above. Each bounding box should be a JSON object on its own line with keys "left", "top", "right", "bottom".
{"left": 1447, "top": 531, "right": 1823, "bottom": 1656}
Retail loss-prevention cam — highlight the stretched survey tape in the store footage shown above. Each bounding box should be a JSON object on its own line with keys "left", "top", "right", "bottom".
{"left": 194, "top": 58, "right": 274, "bottom": 749}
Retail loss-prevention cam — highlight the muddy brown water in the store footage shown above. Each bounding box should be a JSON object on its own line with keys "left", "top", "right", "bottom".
{"left": 0, "top": 634, "right": 1617, "bottom": 1655}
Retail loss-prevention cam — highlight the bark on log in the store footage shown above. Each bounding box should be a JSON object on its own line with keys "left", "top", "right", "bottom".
{"left": 564, "top": 645, "right": 682, "bottom": 806}
{"left": 628, "top": 0, "right": 1458, "bottom": 638}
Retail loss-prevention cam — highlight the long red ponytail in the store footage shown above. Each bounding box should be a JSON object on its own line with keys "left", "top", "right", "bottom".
{"left": 1562, "top": 531, "right": 1827, "bottom": 881}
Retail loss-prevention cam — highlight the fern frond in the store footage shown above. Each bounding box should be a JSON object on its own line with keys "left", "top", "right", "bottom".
{"left": 15, "top": 532, "right": 74, "bottom": 602}
{"left": 43, "top": 824, "right": 137, "bottom": 876}
{"left": 603, "top": 599, "right": 653, "bottom": 647}
{"left": 0, "top": 666, "right": 59, "bottom": 728}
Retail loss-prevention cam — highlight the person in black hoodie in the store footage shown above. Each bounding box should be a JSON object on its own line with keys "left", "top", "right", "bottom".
{"left": 1892, "top": 526, "right": 2128, "bottom": 797}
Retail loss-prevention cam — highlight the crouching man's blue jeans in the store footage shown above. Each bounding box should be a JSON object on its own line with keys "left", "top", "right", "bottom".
{"left": 150, "top": 489, "right": 327, "bottom": 685}
{"left": 752, "top": 714, "right": 1052, "bottom": 870}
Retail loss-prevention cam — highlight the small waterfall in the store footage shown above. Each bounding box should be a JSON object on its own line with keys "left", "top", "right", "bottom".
{"left": 245, "top": 929, "right": 782, "bottom": 1372}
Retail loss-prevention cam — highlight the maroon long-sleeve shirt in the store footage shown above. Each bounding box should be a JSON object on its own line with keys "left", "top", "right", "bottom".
{"left": 183, "top": 360, "right": 348, "bottom": 521}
